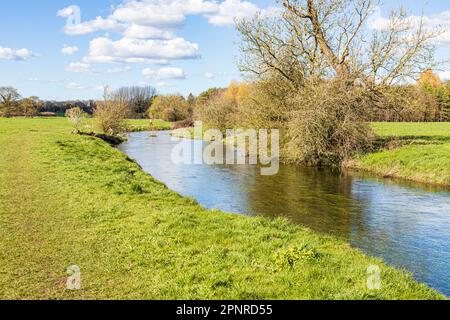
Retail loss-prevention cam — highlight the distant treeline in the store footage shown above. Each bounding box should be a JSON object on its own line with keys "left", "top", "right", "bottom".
{"left": 39, "top": 100, "right": 97, "bottom": 116}
{"left": 40, "top": 86, "right": 158, "bottom": 118}
{"left": 0, "top": 86, "right": 157, "bottom": 119}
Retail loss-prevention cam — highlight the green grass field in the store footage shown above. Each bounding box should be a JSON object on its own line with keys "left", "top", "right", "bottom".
{"left": 0, "top": 118, "right": 443, "bottom": 299}
{"left": 127, "top": 119, "right": 173, "bottom": 131}
{"left": 371, "top": 122, "right": 450, "bottom": 138}
{"left": 350, "top": 122, "right": 450, "bottom": 186}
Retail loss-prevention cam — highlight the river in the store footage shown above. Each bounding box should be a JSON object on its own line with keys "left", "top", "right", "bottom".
{"left": 118, "top": 131, "right": 450, "bottom": 296}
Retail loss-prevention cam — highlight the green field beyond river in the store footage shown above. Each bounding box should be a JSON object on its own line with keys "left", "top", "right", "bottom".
{"left": 354, "top": 122, "right": 450, "bottom": 186}
{"left": 0, "top": 118, "right": 447, "bottom": 299}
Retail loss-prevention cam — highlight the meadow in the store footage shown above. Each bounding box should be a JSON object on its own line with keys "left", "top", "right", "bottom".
{"left": 350, "top": 122, "right": 450, "bottom": 186}
{"left": 127, "top": 119, "right": 173, "bottom": 131}
{"left": 371, "top": 122, "right": 450, "bottom": 138}
{"left": 0, "top": 118, "right": 444, "bottom": 299}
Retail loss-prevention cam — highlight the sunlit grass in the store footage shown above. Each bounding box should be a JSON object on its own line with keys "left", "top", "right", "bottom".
{"left": 351, "top": 122, "right": 450, "bottom": 186}
{"left": 371, "top": 122, "right": 450, "bottom": 138}
{"left": 0, "top": 118, "right": 444, "bottom": 299}
{"left": 127, "top": 119, "right": 173, "bottom": 131}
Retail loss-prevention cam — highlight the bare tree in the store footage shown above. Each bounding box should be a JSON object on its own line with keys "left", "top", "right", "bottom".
{"left": 364, "top": 6, "right": 442, "bottom": 87}
{"left": 235, "top": 0, "right": 445, "bottom": 166}
{"left": 194, "top": 91, "right": 237, "bottom": 131}
{"left": 112, "top": 86, "right": 157, "bottom": 118}
{"left": 237, "top": 0, "right": 444, "bottom": 87}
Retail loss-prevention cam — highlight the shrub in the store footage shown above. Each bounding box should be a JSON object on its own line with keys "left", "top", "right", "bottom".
{"left": 233, "top": 76, "right": 293, "bottom": 130}
{"left": 94, "top": 90, "right": 129, "bottom": 135}
{"left": 195, "top": 88, "right": 224, "bottom": 106}
{"left": 284, "top": 81, "right": 374, "bottom": 166}
{"left": 173, "top": 119, "right": 194, "bottom": 129}
{"left": 65, "top": 107, "right": 88, "bottom": 133}
{"left": 148, "top": 95, "right": 189, "bottom": 122}
{"left": 193, "top": 91, "right": 236, "bottom": 131}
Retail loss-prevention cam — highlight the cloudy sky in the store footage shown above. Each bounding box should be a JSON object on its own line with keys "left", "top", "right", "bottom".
{"left": 0, "top": 0, "right": 449, "bottom": 100}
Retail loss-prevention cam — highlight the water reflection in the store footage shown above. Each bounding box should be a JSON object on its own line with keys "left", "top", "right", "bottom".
{"left": 119, "top": 131, "right": 450, "bottom": 296}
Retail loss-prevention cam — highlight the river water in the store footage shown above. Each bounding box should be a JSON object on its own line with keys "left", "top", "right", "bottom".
{"left": 118, "top": 131, "right": 450, "bottom": 296}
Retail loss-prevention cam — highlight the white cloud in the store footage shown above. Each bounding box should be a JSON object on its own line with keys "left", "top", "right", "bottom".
{"left": 143, "top": 67, "right": 185, "bottom": 80}
{"left": 0, "top": 47, "right": 36, "bottom": 60}
{"left": 138, "top": 80, "right": 151, "bottom": 86}
{"left": 156, "top": 67, "right": 185, "bottom": 79}
{"left": 368, "top": 7, "right": 450, "bottom": 44}
{"left": 66, "top": 82, "right": 85, "bottom": 90}
{"left": 84, "top": 37, "right": 199, "bottom": 64}
{"left": 205, "top": 0, "right": 278, "bottom": 27}
{"left": 61, "top": 45, "right": 79, "bottom": 55}
{"left": 438, "top": 70, "right": 450, "bottom": 81}
{"left": 56, "top": 1, "right": 277, "bottom": 69}
{"left": 107, "top": 66, "right": 132, "bottom": 74}
{"left": 66, "top": 62, "right": 96, "bottom": 73}
{"left": 59, "top": 1, "right": 276, "bottom": 34}
{"left": 28, "top": 77, "right": 39, "bottom": 81}
{"left": 142, "top": 68, "right": 155, "bottom": 78}
{"left": 367, "top": 7, "right": 390, "bottom": 30}
{"left": 57, "top": 6, "right": 77, "bottom": 18}
{"left": 123, "top": 24, "right": 174, "bottom": 40}
{"left": 109, "top": 0, "right": 273, "bottom": 28}
{"left": 95, "top": 85, "right": 107, "bottom": 91}
{"left": 204, "top": 72, "right": 214, "bottom": 79}
{"left": 139, "top": 79, "right": 173, "bottom": 87}
{"left": 57, "top": 1, "right": 212, "bottom": 37}
{"left": 157, "top": 81, "right": 174, "bottom": 88}
{"left": 64, "top": 17, "right": 126, "bottom": 36}
{"left": 110, "top": 0, "right": 217, "bottom": 27}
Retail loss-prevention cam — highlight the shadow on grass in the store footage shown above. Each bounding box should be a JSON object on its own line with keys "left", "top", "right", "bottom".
{"left": 371, "top": 135, "right": 450, "bottom": 153}
{"left": 78, "top": 132, "right": 125, "bottom": 146}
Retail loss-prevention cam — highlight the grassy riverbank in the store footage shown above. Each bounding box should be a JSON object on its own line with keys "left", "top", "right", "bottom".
{"left": 350, "top": 123, "right": 450, "bottom": 187}
{"left": 0, "top": 118, "right": 444, "bottom": 299}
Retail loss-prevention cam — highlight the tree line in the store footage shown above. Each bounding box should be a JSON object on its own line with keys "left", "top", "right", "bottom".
{"left": 0, "top": 86, "right": 157, "bottom": 118}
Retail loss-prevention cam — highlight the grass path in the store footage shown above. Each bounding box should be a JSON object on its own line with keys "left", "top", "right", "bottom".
{"left": 0, "top": 118, "right": 444, "bottom": 299}
{"left": 0, "top": 121, "right": 81, "bottom": 298}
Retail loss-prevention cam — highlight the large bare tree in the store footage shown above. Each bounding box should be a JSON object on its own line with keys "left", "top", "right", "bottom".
{"left": 235, "top": 0, "right": 446, "bottom": 165}
{"left": 237, "top": 0, "right": 444, "bottom": 88}
{"left": 112, "top": 86, "right": 157, "bottom": 118}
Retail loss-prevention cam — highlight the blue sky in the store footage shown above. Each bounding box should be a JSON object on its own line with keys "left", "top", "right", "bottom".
{"left": 0, "top": 0, "right": 449, "bottom": 101}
